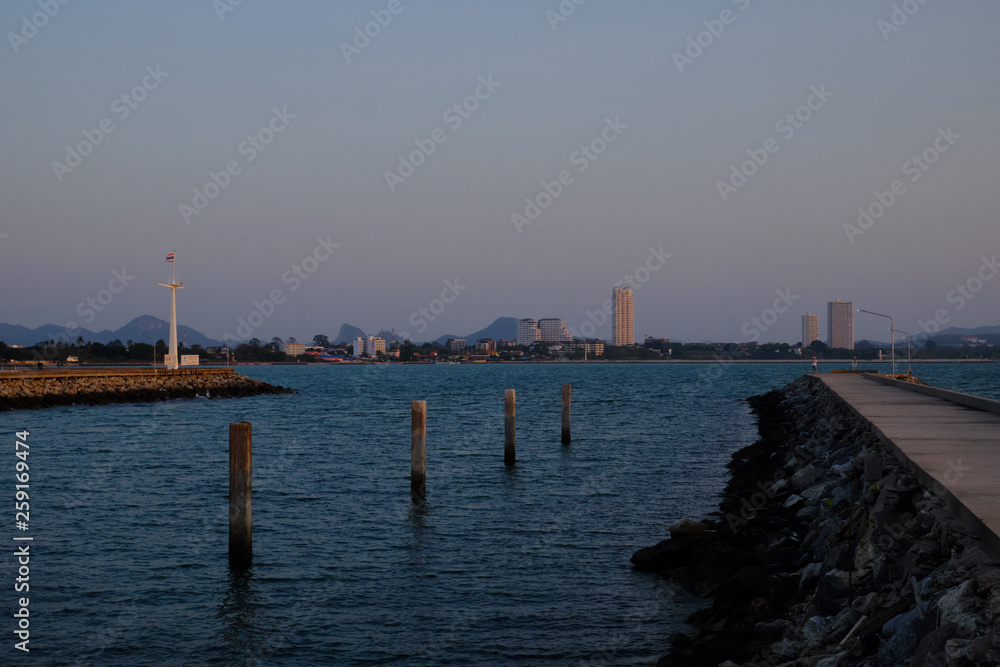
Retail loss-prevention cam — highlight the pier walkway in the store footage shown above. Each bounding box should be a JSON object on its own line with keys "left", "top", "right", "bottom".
{"left": 820, "top": 373, "right": 1000, "bottom": 555}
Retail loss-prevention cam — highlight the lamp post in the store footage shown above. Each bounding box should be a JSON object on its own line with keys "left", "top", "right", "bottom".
{"left": 858, "top": 309, "right": 894, "bottom": 377}
{"left": 892, "top": 328, "right": 912, "bottom": 375}
{"left": 157, "top": 253, "right": 183, "bottom": 371}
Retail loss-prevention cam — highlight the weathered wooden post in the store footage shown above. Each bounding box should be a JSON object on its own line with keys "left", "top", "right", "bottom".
{"left": 504, "top": 389, "right": 516, "bottom": 465}
{"left": 229, "top": 421, "right": 252, "bottom": 567}
{"left": 411, "top": 401, "right": 426, "bottom": 500}
{"left": 562, "top": 384, "right": 571, "bottom": 444}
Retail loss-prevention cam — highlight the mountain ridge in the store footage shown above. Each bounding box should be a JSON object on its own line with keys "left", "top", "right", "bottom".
{"left": 0, "top": 316, "right": 222, "bottom": 348}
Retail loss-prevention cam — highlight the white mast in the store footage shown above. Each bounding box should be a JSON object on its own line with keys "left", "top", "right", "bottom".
{"left": 157, "top": 252, "right": 183, "bottom": 370}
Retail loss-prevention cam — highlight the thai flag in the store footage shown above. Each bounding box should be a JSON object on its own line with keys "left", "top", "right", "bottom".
{"left": 166, "top": 253, "right": 175, "bottom": 263}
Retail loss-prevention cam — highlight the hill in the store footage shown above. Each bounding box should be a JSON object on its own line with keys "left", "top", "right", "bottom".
{"left": 334, "top": 323, "right": 366, "bottom": 344}
{"left": 432, "top": 316, "right": 518, "bottom": 346}
{"left": 0, "top": 316, "right": 221, "bottom": 347}
{"left": 465, "top": 316, "right": 518, "bottom": 342}
{"left": 113, "top": 315, "right": 220, "bottom": 347}
{"left": 937, "top": 325, "right": 1000, "bottom": 337}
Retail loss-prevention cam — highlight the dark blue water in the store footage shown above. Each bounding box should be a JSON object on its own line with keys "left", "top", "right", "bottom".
{"left": 5, "top": 361, "right": 996, "bottom": 664}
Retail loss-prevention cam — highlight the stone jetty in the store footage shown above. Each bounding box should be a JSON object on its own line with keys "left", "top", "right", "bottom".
{"left": 634, "top": 375, "right": 1000, "bottom": 666}
{"left": 0, "top": 368, "right": 291, "bottom": 411}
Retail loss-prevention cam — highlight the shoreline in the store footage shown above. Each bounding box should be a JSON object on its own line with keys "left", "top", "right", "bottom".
{"left": 207, "top": 358, "right": 993, "bottom": 365}
{"left": 0, "top": 368, "right": 292, "bottom": 411}
{"left": 633, "top": 376, "right": 1000, "bottom": 665}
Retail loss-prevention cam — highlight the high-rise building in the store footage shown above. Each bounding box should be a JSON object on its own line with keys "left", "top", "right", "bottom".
{"left": 517, "top": 318, "right": 541, "bottom": 346}
{"left": 280, "top": 341, "right": 305, "bottom": 357}
{"left": 802, "top": 313, "right": 819, "bottom": 347}
{"left": 366, "top": 336, "right": 386, "bottom": 356}
{"left": 827, "top": 300, "right": 854, "bottom": 350}
{"left": 538, "top": 318, "right": 572, "bottom": 342}
{"left": 612, "top": 287, "right": 634, "bottom": 346}
{"left": 353, "top": 336, "right": 364, "bottom": 358}
{"left": 446, "top": 338, "right": 467, "bottom": 352}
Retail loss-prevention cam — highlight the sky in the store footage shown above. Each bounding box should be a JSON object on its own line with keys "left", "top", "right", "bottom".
{"left": 2, "top": 1, "right": 999, "bottom": 345}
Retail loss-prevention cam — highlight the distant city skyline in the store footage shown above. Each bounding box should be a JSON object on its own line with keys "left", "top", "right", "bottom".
{"left": 3, "top": 3, "right": 1000, "bottom": 345}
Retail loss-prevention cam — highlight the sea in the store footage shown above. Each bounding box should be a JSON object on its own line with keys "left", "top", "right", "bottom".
{"left": 6, "top": 361, "right": 998, "bottom": 665}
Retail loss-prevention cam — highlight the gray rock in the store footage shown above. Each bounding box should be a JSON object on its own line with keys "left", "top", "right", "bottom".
{"left": 770, "top": 637, "right": 801, "bottom": 658}
{"left": 792, "top": 465, "right": 823, "bottom": 491}
{"left": 882, "top": 605, "right": 921, "bottom": 635}
{"left": 815, "top": 570, "right": 852, "bottom": 614}
{"left": 937, "top": 580, "right": 978, "bottom": 635}
{"left": 800, "top": 562, "right": 824, "bottom": 588}
{"left": 754, "top": 618, "right": 789, "bottom": 641}
{"left": 815, "top": 652, "right": 848, "bottom": 667}
{"left": 784, "top": 493, "right": 804, "bottom": 510}
{"left": 831, "top": 459, "right": 854, "bottom": 476}
{"left": 802, "top": 479, "right": 837, "bottom": 501}
{"left": 877, "top": 606, "right": 922, "bottom": 666}
{"left": 668, "top": 517, "right": 705, "bottom": 538}
{"left": 801, "top": 614, "right": 835, "bottom": 647}
{"left": 945, "top": 637, "right": 971, "bottom": 662}
{"left": 797, "top": 505, "right": 819, "bottom": 522}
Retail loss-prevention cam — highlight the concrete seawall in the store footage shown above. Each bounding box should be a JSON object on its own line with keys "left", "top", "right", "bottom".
{"left": 0, "top": 368, "right": 291, "bottom": 411}
{"left": 634, "top": 375, "right": 1000, "bottom": 666}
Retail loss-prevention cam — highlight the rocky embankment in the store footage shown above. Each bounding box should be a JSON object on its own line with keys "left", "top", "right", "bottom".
{"left": 633, "top": 375, "right": 1000, "bottom": 666}
{"left": 0, "top": 371, "right": 292, "bottom": 411}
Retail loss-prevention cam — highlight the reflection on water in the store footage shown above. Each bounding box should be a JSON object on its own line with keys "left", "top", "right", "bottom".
{"left": 219, "top": 567, "right": 264, "bottom": 658}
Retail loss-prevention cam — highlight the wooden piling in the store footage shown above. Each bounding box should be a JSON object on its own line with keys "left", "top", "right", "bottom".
{"left": 504, "top": 389, "right": 516, "bottom": 465}
{"left": 229, "top": 421, "right": 252, "bottom": 567}
{"left": 561, "top": 384, "right": 571, "bottom": 444}
{"left": 411, "top": 401, "right": 426, "bottom": 500}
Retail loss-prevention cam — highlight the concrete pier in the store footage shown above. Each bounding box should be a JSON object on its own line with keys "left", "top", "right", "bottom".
{"left": 820, "top": 373, "right": 1000, "bottom": 555}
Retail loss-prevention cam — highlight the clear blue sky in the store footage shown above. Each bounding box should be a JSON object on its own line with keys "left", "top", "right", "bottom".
{"left": 2, "top": 1, "right": 998, "bottom": 344}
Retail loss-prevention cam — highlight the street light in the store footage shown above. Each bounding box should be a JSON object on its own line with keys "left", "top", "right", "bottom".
{"left": 892, "top": 328, "right": 912, "bottom": 376}
{"left": 858, "top": 309, "right": 895, "bottom": 377}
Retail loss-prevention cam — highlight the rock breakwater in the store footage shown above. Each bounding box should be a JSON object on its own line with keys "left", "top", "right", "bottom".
{"left": 0, "top": 370, "right": 292, "bottom": 411}
{"left": 633, "top": 375, "right": 1000, "bottom": 666}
